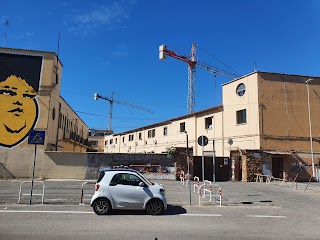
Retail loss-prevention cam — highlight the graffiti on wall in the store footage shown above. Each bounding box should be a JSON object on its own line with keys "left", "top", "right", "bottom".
{"left": 0, "top": 52, "right": 43, "bottom": 148}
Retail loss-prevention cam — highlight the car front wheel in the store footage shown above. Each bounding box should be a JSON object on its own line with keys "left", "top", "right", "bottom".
{"left": 92, "top": 198, "right": 111, "bottom": 215}
{"left": 146, "top": 199, "right": 164, "bottom": 215}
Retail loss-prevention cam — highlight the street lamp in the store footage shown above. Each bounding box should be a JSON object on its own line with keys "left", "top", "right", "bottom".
{"left": 183, "top": 130, "right": 192, "bottom": 205}
{"left": 306, "top": 79, "right": 315, "bottom": 178}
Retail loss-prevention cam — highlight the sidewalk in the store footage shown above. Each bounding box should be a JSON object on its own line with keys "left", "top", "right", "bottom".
{"left": 0, "top": 178, "right": 319, "bottom": 210}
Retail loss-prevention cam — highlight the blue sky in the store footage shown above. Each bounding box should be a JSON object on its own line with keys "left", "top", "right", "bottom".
{"left": 2, "top": 0, "right": 320, "bottom": 133}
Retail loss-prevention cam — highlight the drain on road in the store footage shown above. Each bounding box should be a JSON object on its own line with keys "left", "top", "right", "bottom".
{"left": 260, "top": 200, "right": 272, "bottom": 203}
{"left": 241, "top": 201, "right": 253, "bottom": 204}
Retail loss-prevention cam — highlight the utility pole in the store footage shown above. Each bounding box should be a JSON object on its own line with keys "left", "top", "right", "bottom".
{"left": 2, "top": 19, "right": 9, "bottom": 47}
{"left": 306, "top": 79, "right": 315, "bottom": 178}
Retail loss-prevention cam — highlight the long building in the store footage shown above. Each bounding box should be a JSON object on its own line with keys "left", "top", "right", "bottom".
{"left": 103, "top": 71, "right": 320, "bottom": 181}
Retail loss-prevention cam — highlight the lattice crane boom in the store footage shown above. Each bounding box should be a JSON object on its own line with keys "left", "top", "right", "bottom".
{"left": 94, "top": 92, "right": 154, "bottom": 132}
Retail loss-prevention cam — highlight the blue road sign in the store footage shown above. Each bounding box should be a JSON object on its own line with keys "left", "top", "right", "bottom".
{"left": 28, "top": 130, "right": 46, "bottom": 145}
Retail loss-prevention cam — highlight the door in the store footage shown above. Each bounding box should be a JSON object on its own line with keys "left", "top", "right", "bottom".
{"left": 193, "top": 156, "right": 230, "bottom": 181}
{"left": 109, "top": 173, "right": 148, "bottom": 209}
{"left": 272, "top": 157, "right": 283, "bottom": 178}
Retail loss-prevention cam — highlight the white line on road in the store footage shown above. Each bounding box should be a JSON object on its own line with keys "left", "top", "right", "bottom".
{"left": 247, "top": 215, "right": 288, "bottom": 218}
{"left": 0, "top": 210, "right": 94, "bottom": 214}
{"left": 0, "top": 211, "right": 288, "bottom": 219}
{"left": 182, "top": 214, "right": 222, "bottom": 217}
{"left": 0, "top": 210, "right": 222, "bottom": 217}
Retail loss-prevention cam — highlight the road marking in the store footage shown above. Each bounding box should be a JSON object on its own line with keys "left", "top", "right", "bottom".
{"left": 182, "top": 213, "right": 222, "bottom": 217}
{"left": 247, "top": 215, "right": 288, "bottom": 218}
{"left": 0, "top": 211, "right": 289, "bottom": 219}
{"left": 0, "top": 210, "right": 222, "bottom": 217}
{"left": 0, "top": 210, "right": 94, "bottom": 214}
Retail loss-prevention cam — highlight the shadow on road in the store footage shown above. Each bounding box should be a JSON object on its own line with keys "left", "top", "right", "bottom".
{"left": 163, "top": 204, "right": 187, "bottom": 215}
{"left": 106, "top": 204, "right": 187, "bottom": 216}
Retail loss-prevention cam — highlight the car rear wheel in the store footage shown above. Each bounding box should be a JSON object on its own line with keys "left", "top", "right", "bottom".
{"left": 93, "top": 198, "right": 111, "bottom": 215}
{"left": 146, "top": 199, "right": 164, "bottom": 215}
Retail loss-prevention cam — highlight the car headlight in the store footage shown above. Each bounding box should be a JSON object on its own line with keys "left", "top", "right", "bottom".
{"left": 160, "top": 188, "right": 165, "bottom": 196}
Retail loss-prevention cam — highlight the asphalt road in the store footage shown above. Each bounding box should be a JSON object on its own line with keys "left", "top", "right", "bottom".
{"left": 0, "top": 179, "right": 320, "bottom": 239}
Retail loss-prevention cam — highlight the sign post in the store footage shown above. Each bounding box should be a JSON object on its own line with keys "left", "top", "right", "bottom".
{"left": 212, "top": 140, "right": 215, "bottom": 184}
{"left": 198, "top": 135, "right": 208, "bottom": 183}
{"left": 212, "top": 140, "right": 216, "bottom": 204}
{"left": 228, "top": 138, "right": 234, "bottom": 181}
{"left": 28, "top": 130, "right": 46, "bottom": 205}
{"left": 185, "top": 132, "right": 191, "bottom": 206}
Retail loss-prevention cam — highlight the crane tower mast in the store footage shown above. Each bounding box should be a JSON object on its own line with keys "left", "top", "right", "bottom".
{"left": 159, "top": 43, "right": 239, "bottom": 114}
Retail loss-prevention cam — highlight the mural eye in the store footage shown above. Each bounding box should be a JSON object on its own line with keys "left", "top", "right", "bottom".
{"left": 0, "top": 89, "right": 16, "bottom": 96}
{"left": 23, "top": 93, "right": 36, "bottom": 99}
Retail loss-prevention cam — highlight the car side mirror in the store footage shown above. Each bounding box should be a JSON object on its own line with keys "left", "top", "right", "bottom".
{"left": 109, "top": 181, "right": 117, "bottom": 186}
{"left": 139, "top": 182, "right": 147, "bottom": 187}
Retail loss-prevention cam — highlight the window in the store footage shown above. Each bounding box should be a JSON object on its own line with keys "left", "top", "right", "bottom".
{"left": 105, "top": 140, "right": 108, "bottom": 145}
{"left": 236, "top": 109, "right": 247, "bottom": 124}
{"left": 139, "top": 132, "right": 142, "bottom": 140}
{"left": 122, "top": 136, "right": 125, "bottom": 143}
{"left": 111, "top": 173, "right": 142, "bottom": 186}
{"left": 147, "top": 129, "right": 155, "bottom": 138}
{"left": 59, "top": 113, "right": 62, "bottom": 128}
{"left": 180, "top": 122, "right": 185, "bottom": 132}
{"left": 205, "top": 117, "right": 212, "bottom": 129}
{"left": 236, "top": 83, "right": 246, "bottom": 96}
{"left": 115, "top": 138, "right": 117, "bottom": 144}
{"left": 163, "top": 127, "right": 168, "bottom": 136}
{"left": 110, "top": 139, "right": 113, "bottom": 144}
{"left": 129, "top": 134, "right": 134, "bottom": 141}
{"left": 56, "top": 73, "right": 59, "bottom": 84}
{"left": 90, "top": 140, "right": 98, "bottom": 146}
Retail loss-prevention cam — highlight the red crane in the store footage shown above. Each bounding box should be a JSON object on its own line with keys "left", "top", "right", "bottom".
{"left": 159, "top": 43, "right": 239, "bottom": 114}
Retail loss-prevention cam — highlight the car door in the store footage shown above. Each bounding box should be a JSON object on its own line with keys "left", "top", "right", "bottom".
{"left": 109, "top": 173, "right": 149, "bottom": 209}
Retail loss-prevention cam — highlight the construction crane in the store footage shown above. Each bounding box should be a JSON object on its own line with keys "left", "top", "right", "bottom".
{"left": 159, "top": 43, "right": 240, "bottom": 114}
{"left": 94, "top": 92, "right": 154, "bottom": 132}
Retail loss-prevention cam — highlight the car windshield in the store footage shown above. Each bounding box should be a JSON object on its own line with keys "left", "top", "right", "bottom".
{"left": 136, "top": 171, "right": 153, "bottom": 185}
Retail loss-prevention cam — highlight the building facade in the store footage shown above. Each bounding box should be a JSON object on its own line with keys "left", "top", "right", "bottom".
{"left": 103, "top": 72, "right": 320, "bottom": 181}
{"left": 0, "top": 47, "right": 90, "bottom": 177}
{"left": 88, "top": 129, "right": 113, "bottom": 152}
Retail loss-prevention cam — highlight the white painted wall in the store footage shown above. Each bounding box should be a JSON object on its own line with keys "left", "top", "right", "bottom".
{"left": 222, "top": 73, "right": 261, "bottom": 153}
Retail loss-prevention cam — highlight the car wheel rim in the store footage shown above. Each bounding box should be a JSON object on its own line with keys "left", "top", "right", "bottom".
{"left": 148, "top": 201, "right": 162, "bottom": 214}
{"left": 95, "top": 200, "right": 108, "bottom": 214}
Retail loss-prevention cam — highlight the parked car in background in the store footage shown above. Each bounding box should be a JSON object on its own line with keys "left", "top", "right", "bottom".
{"left": 91, "top": 169, "right": 167, "bottom": 215}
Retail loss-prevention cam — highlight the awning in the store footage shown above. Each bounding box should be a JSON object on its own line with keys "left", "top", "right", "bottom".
{"left": 264, "top": 150, "right": 292, "bottom": 155}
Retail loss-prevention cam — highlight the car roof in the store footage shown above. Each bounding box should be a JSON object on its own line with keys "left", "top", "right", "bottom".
{"left": 99, "top": 168, "right": 139, "bottom": 174}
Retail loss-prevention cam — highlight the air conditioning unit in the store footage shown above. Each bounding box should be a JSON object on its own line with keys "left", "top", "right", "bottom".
{"left": 144, "top": 141, "right": 147, "bottom": 145}
{"left": 153, "top": 140, "right": 157, "bottom": 144}
{"left": 135, "top": 142, "right": 138, "bottom": 146}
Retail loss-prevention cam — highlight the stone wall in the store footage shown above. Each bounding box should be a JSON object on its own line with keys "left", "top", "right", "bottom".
{"left": 242, "top": 150, "right": 263, "bottom": 182}
{"left": 172, "top": 147, "right": 193, "bottom": 180}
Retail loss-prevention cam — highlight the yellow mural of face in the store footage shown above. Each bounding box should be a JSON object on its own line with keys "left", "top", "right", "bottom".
{"left": 0, "top": 75, "right": 38, "bottom": 148}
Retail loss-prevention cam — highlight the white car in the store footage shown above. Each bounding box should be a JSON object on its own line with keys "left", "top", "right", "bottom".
{"left": 90, "top": 169, "right": 167, "bottom": 215}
